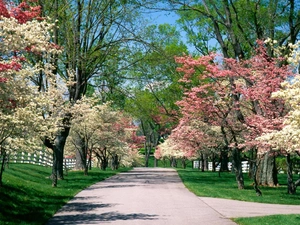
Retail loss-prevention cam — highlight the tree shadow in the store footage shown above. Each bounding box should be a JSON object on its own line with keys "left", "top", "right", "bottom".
{"left": 59, "top": 202, "right": 113, "bottom": 212}
{"left": 97, "top": 169, "right": 182, "bottom": 185}
{"left": 47, "top": 212, "right": 158, "bottom": 224}
{"left": 96, "top": 184, "right": 141, "bottom": 189}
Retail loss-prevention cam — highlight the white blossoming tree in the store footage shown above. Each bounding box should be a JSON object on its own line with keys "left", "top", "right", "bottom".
{"left": 65, "top": 97, "right": 143, "bottom": 174}
{"left": 258, "top": 41, "right": 300, "bottom": 194}
{"left": 0, "top": 1, "right": 67, "bottom": 187}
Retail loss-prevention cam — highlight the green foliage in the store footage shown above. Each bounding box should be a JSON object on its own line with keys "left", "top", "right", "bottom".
{"left": 276, "top": 157, "right": 287, "bottom": 173}
{"left": 141, "top": 156, "right": 193, "bottom": 169}
{"left": 139, "top": 148, "right": 155, "bottom": 155}
{"left": 124, "top": 23, "right": 187, "bottom": 124}
{"left": 176, "top": 0, "right": 299, "bottom": 58}
{"left": 276, "top": 156, "right": 300, "bottom": 174}
{"left": 0, "top": 164, "right": 130, "bottom": 225}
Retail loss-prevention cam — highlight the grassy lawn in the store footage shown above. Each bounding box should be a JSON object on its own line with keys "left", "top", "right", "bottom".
{"left": 0, "top": 163, "right": 130, "bottom": 225}
{"left": 233, "top": 214, "right": 300, "bottom": 225}
{"left": 177, "top": 168, "right": 300, "bottom": 225}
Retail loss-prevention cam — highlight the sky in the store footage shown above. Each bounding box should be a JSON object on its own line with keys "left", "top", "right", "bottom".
{"left": 144, "top": 9, "right": 196, "bottom": 53}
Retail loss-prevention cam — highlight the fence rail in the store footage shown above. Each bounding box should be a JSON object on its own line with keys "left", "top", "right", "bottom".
{"left": 193, "top": 161, "right": 250, "bottom": 173}
{"left": 2, "top": 151, "right": 76, "bottom": 169}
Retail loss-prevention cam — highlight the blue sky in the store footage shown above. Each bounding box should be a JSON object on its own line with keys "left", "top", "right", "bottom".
{"left": 144, "top": 10, "right": 195, "bottom": 53}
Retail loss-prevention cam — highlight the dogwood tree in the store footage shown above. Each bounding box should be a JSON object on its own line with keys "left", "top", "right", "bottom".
{"left": 0, "top": 0, "right": 74, "bottom": 187}
{"left": 257, "top": 41, "right": 300, "bottom": 194}
{"left": 173, "top": 41, "right": 290, "bottom": 189}
{"left": 155, "top": 118, "right": 221, "bottom": 169}
{"left": 171, "top": 119, "right": 223, "bottom": 170}
{"left": 66, "top": 98, "right": 143, "bottom": 173}
{"left": 0, "top": 0, "right": 64, "bottom": 186}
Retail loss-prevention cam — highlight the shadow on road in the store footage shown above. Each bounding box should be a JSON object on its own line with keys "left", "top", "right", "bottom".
{"left": 59, "top": 202, "right": 113, "bottom": 212}
{"left": 48, "top": 212, "right": 159, "bottom": 224}
{"left": 85, "top": 168, "right": 181, "bottom": 191}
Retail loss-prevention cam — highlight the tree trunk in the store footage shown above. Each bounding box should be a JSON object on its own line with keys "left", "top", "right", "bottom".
{"left": 204, "top": 154, "right": 208, "bottom": 171}
{"left": 111, "top": 154, "right": 119, "bottom": 170}
{"left": 200, "top": 153, "right": 204, "bottom": 172}
{"left": 95, "top": 147, "right": 108, "bottom": 171}
{"left": 220, "top": 147, "right": 229, "bottom": 172}
{"left": 154, "top": 158, "right": 158, "bottom": 167}
{"left": 74, "top": 148, "right": 85, "bottom": 170}
{"left": 256, "top": 152, "right": 278, "bottom": 186}
{"left": 232, "top": 148, "right": 244, "bottom": 189}
{"left": 100, "top": 158, "right": 108, "bottom": 171}
{"left": 84, "top": 164, "right": 88, "bottom": 176}
{"left": 253, "top": 159, "right": 262, "bottom": 196}
{"left": 181, "top": 158, "right": 186, "bottom": 169}
{"left": 286, "top": 153, "right": 296, "bottom": 194}
{"left": 44, "top": 127, "right": 70, "bottom": 183}
{"left": 52, "top": 151, "right": 58, "bottom": 187}
{"left": 0, "top": 149, "right": 6, "bottom": 187}
{"left": 248, "top": 148, "right": 257, "bottom": 179}
{"left": 55, "top": 129, "right": 70, "bottom": 179}
{"left": 144, "top": 144, "right": 151, "bottom": 167}
{"left": 170, "top": 157, "right": 177, "bottom": 167}
{"left": 212, "top": 153, "right": 216, "bottom": 172}
{"left": 88, "top": 148, "right": 92, "bottom": 170}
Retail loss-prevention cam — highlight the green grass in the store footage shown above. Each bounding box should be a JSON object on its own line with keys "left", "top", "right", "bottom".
{"left": 233, "top": 214, "right": 300, "bottom": 225}
{"left": 0, "top": 163, "right": 130, "bottom": 225}
{"left": 177, "top": 169, "right": 300, "bottom": 204}
{"left": 177, "top": 169, "right": 300, "bottom": 225}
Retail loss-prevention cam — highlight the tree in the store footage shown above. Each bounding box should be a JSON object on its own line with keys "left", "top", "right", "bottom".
{"left": 173, "top": 0, "right": 300, "bottom": 187}
{"left": 174, "top": 41, "right": 290, "bottom": 189}
{"left": 257, "top": 77, "right": 300, "bottom": 194}
{"left": 168, "top": 119, "right": 223, "bottom": 171}
{"left": 124, "top": 23, "right": 187, "bottom": 166}
{"left": 175, "top": 53, "right": 246, "bottom": 188}
{"left": 66, "top": 97, "right": 143, "bottom": 173}
{"left": 30, "top": 0, "right": 149, "bottom": 181}
{"left": 0, "top": 0, "right": 61, "bottom": 186}
{"left": 155, "top": 118, "right": 223, "bottom": 170}
{"left": 257, "top": 42, "right": 300, "bottom": 194}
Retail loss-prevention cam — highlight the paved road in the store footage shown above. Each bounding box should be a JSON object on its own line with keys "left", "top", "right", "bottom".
{"left": 46, "top": 167, "right": 300, "bottom": 225}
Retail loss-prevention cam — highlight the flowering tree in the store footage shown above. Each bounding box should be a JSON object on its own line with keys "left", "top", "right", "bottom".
{"left": 172, "top": 41, "right": 290, "bottom": 189}
{"left": 175, "top": 53, "right": 247, "bottom": 188}
{"left": 155, "top": 138, "right": 184, "bottom": 167}
{"left": 257, "top": 77, "right": 300, "bottom": 194}
{"left": 257, "top": 41, "right": 300, "bottom": 194}
{"left": 0, "top": 0, "right": 62, "bottom": 186}
{"left": 66, "top": 98, "right": 143, "bottom": 174}
{"left": 155, "top": 118, "right": 223, "bottom": 169}
{"left": 173, "top": 119, "right": 223, "bottom": 170}
{"left": 0, "top": 0, "right": 72, "bottom": 187}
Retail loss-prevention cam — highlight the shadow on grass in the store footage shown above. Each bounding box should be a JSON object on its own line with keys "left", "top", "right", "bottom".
{"left": 0, "top": 164, "right": 129, "bottom": 225}
{"left": 0, "top": 184, "right": 71, "bottom": 224}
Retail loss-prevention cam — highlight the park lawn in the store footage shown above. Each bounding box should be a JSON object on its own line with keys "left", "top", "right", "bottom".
{"left": 233, "top": 214, "right": 300, "bottom": 225}
{"left": 177, "top": 169, "right": 300, "bottom": 204}
{"left": 177, "top": 169, "right": 300, "bottom": 225}
{"left": 0, "top": 163, "right": 130, "bottom": 225}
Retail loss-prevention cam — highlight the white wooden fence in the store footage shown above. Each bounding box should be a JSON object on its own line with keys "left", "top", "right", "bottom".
{"left": 6, "top": 151, "right": 76, "bottom": 169}
{"left": 193, "top": 161, "right": 250, "bottom": 173}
